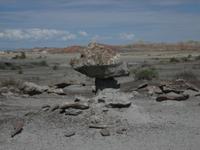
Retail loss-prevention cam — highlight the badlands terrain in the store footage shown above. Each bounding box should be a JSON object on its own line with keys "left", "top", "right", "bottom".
{"left": 0, "top": 42, "right": 200, "bottom": 150}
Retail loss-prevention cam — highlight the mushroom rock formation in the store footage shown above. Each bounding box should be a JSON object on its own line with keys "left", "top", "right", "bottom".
{"left": 70, "top": 42, "right": 129, "bottom": 91}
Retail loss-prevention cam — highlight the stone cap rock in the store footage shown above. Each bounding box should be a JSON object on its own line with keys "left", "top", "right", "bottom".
{"left": 70, "top": 42, "right": 129, "bottom": 78}
{"left": 70, "top": 42, "right": 120, "bottom": 67}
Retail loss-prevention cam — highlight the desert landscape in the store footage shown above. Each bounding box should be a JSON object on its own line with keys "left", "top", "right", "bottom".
{"left": 0, "top": 42, "right": 200, "bottom": 150}
{"left": 1, "top": 0, "right": 200, "bottom": 149}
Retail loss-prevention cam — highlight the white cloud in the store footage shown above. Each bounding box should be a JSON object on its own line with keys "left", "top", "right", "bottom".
{"left": 91, "top": 34, "right": 113, "bottom": 42}
{"left": 119, "top": 33, "right": 135, "bottom": 40}
{"left": 78, "top": 31, "right": 88, "bottom": 36}
{"left": 0, "top": 28, "right": 77, "bottom": 41}
{"left": 62, "top": 33, "right": 77, "bottom": 41}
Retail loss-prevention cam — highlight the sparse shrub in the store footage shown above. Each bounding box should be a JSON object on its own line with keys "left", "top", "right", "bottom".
{"left": 195, "top": 55, "right": 200, "bottom": 60}
{"left": 52, "top": 65, "right": 58, "bottom": 70}
{"left": 181, "top": 57, "right": 189, "bottom": 62}
{"left": 12, "top": 52, "right": 26, "bottom": 59}
{"left": 169, "top": 57, "right": 180, "bottom": 63}
{"left": 31, "top": 60, "right": 48, "bottom": 66}
{"left": 175, "top": 71, "right": 198, "bottom": 82}
{"left": 18, "top": 69, "right": 23, "bottom": 74}
{"left": 133, "top": 67, "right": 158, "bottom": 80}
{"left": 10, "top": 65, "right": 22, "bottom": 70}
{"left": 0, "top": 78, "right": 22, "bottom": 88}
{"left": 0, "top": 63, "right": 6, "bottom": 70}
{"left": 187, "top": 54, "right": 192, "bottom": 58}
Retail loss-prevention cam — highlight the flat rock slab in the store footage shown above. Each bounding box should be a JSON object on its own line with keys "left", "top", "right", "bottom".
{"left": 156, "top": 92, "right": 189, "bottom": 102}
{"left": 60, "top": 102, "right": 89, "bottom": 110}
{"left": 65, "top": 109, "right": 82, "bottom": 116}
{"left": 74, "top": 62, "right": 129, "bottom": 79}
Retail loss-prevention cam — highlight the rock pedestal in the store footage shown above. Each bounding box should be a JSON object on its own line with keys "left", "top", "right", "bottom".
{"left": 71, "top": 42, "right": 129, "bottom": 91}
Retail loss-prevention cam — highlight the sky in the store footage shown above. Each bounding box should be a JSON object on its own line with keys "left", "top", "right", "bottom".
{"left": 0, "top": 0, "right": 200, "bottom": 49}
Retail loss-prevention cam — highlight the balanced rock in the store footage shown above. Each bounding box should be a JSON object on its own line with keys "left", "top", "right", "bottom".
{"left": 70, "top": 42, "right": 129, "bottom": 79}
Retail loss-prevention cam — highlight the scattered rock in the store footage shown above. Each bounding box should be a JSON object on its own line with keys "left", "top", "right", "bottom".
{"left": 185, "top": 82, "right": 199, "bottom": 92}
{"left": 147, "top": 85, "right": 162, "bottom": 95}
{"left": 59, "top": 109, "right": 66, "bottom": 114}
{"left": 195, "top": 93, "right": 200, "bottom": 97}
{"left": 95, "top": 89, "right": 132, "bottom": 108}
{"left": 100, "top": 129, "right": 110, "bottom": 136}
{"left": 89, "top": 124, "right": 109, "bottom": 129}
{"left": 20, "top": 82, "right": 49, "bottom": 96}
{"left": 106, "top": 101, "right": 131, "bottom": 108}
{"left": 42, "top": 105, "right": 50, "bottom": 109}
{"left": 64, "top": 131, "right": 76, "bottom": 137}
{"left": 11, "top": 120, "right": 24, "bottom": 138}
{"left": 160, "top": 85, "right": 183, "bottom": 94}
{"left": 60, "top": 102, "right": 89, "bottom": 110}
{"left": 156, "top": 92, "right": 189, "bottom": 102}
{"left": 65, "top": 109, "right": 82, "bottom": 116}
{"left": 116, "top": 128, "right": 127, "bottom": 135}
{"left": 136, "top": 83, "right": 148, "bottom": 90}
{"left": 50, "top": 104, "right": 59, "bottom": 111}
{"left": 48, "top": 88, "right": 65, "bottom": 95}
{"left": 90, "top": 115, "right": 102, "bottom": 124}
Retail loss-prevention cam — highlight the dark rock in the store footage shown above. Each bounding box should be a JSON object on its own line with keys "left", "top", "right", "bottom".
{"left": 11, "top": 120, "right": 24, "bottom": 138}
{"left": 195, "top": 93, "right": 200, "bottom": 97}
{"left": 59, "top": 109, "right": 65, "bottom": 114}
{"left": 89, "top": 124, "right": 109, "bottom": 129}
{"left": 64, "top": 131, "right": 76, "bottom": 137}
{"left": 100, "top": 129, "right": 110, "bottom": 136}
{"left": 50, "top": 104, "right": 59, "bottom": 111}
{"left": 136, "top": 83, "right": 148, "bottom": 90}
{"left": 55, "top": 83, "right": 71, "bottom": 88}
{"left": 106, "top": 102, "right": 131, "bottom": 108}
{"left": 95, "top": 77, "right": 120, "bottom": 92}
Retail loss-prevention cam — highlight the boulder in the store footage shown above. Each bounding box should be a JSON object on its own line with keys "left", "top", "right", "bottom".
{"left": 71, "top": 43, "right": 129, "bottom": 79}
{"left": 20, "top": 82, "right": 49, "bottom": 95}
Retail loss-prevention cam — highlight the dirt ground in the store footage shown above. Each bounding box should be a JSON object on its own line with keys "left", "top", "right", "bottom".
{"left": 0, "top": 49, "right": 200, "bottom": 150}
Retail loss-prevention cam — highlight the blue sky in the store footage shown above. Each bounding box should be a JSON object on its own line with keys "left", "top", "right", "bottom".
{"left": 0, "top": 0, "right": 200, "bottom": 49}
